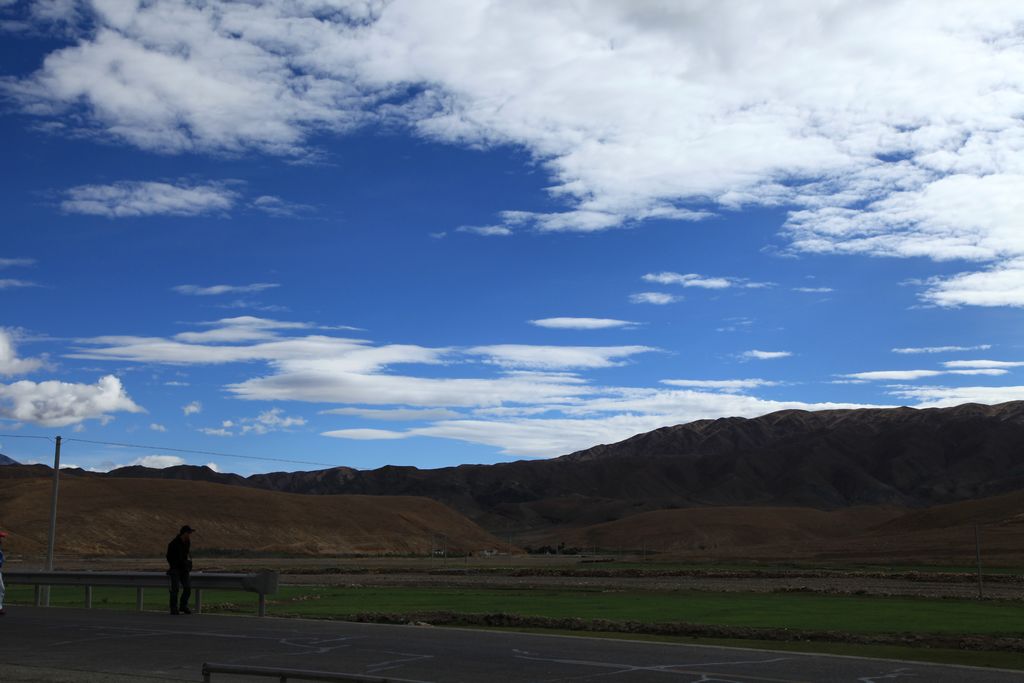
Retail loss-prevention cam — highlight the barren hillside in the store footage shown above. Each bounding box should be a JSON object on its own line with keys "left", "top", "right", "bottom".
{"left": 0, "top": 474, "right": 504, "bottom": 559}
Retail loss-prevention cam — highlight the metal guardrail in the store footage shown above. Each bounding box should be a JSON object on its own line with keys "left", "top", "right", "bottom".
{"left": 202, "top": 662, "right": 434, "bottom": 682}
{"left": 5, "top": 570, "right": 279, "bottom": 616}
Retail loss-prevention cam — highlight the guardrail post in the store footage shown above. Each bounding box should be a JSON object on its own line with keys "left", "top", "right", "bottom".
{"left": 258, "top": 592, "right": 266, "bottom": 617}
{"left": 136, "top": 587, "right": 144, "bottom": 611}
{"left": 85, "top": 585, "right": 92, "bottom": 609}
{"left": 195, "top": 589, "right": 202, "bottom": 614}
{"left": 34, "top": 586, "right": 42, "bottom": 606}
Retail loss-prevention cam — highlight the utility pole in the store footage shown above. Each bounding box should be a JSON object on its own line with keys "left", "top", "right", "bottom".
{"left": 43, "top": 435, "right": 61, "bottom": 607}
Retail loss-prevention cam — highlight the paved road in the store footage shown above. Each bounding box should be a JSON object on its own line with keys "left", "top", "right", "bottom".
{"left": 0, "top": 607, "right": 1020, "bottom": 682}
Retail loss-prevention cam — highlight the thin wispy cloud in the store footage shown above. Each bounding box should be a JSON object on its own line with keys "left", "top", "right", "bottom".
{"left": 457, "top": 225, "right": 512, "bottom": 237}
{"left": 892, "top": 345, "right": 992, "bottom": 354}
{"left": 741, "top": 350, "right": 792, "bottom": 361}
{"left": 643, "top": 272, "right": 771, "bottom": 290}
{"left": 61, "top": 181, "right": 237, "bottom": 217}
{"left": 0, "top": 279, "right": 40, "bottom": 289}
{"left": 173, "top": 284, "right": 280, "bottom": 296}
{"left": 629, "top": 292, "right": 679, "bottom": 305}
{"left": 0, "top": 258, "right": 36, "bottom": 269}
{"left": 529, "top": 317, "right": 638, "bottom": 330}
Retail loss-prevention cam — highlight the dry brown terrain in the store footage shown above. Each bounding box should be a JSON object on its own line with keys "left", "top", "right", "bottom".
{"left": 0, "top": 475, "right": 504, "bottom": 559}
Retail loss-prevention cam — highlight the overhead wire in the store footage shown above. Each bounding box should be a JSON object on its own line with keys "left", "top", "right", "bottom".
{"left": 54, "top": 437, "right": 336, "bottom": 468}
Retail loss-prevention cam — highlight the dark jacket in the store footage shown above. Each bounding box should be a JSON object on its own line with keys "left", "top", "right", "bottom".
{"left": 166, "top": 535, "right": 191, "bottom": 574}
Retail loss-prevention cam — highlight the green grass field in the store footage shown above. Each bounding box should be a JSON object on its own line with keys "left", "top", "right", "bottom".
{"left": 9, "top": 584, "right": 1024, "bottom": 636}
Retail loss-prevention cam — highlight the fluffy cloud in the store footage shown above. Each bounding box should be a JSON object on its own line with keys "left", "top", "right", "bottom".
{"left": 129, "top": 455, "right": 185, "bottom": 468}
{"left": 198, "top": 408, "right": 305, "bottom": 436}
{"left": 0, "top": 374, "right": 143, "bottom": 427}
{"left": 529, "top": 317, "right": 638, "bottom": 330}
{"left": 61, "top": 181, "right": 237, "bottom": 217}
{"left": 10, "top": 2, "right": 1024, "bottom": 302}
{"left": 0, "top": 328, "right": 45, "bottom": 376}
{"left": 182, "top": 401, "right": 202, "bottom": 416}
{"left": 149, "top": 423, "right": 166, "bottom": 432}
{"left": 888, "top": 385, "right": 1024, "bottom": 408}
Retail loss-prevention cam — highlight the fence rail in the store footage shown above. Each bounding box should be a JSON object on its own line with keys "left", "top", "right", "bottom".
{"left": 202, "top": 662, "right": 434, "bottom": 682}
{"left": 4, "top": 570, "right": 278, "bottom": 616}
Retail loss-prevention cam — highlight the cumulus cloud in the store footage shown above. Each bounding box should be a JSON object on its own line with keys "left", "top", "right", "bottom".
{"left": 182, "top": 401, "right": 202, "bottom": 416}
{"left": 529, "top": 317, "right": 638, "bottom": 330}
{"left": 0, "top": 328, "right": 46, "bottom": 376}
{"left": 61, "top": 181, "right": 237, "bottom": 217}
{"left": 0, "top": 374, "right": 143, "bottom": 427}
{"left": 149, "top": 423, "right": 166, "bottom": 432}
{"left": 629, "top": 292, "right": 679, "bottom": 305}
{"left": 129, "top": 454, "right": 185, "bottom": 468}
{"left": 173, "top": 284, "right": 280, "bottom": 296}
{"left": 10, "top": 2, "right": 1024, "bottom": 302}
{"left": 892, "top": 345, "right": 992, "bottom": 354}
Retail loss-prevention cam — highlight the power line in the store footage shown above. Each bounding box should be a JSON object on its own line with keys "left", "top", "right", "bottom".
{"left": 63, "top": 437, "right": 334, "bottom": 468}
{"left": 0, "top": 433, "right": 55, "bottom": 442}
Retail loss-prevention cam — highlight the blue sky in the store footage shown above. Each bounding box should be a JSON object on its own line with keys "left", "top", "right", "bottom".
{"left": 2, "top": 1, "right": 1024, "bottom": 474}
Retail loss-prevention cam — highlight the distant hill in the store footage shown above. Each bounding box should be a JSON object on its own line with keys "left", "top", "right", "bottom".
{"left": 0, "top": 474, "right": 503, "bottom": 557}
{"left": 88, "top": 401, "right": 1024, "bottom": 534}
{"left": 0, "top": 453, "right": 19, "bottom": 465}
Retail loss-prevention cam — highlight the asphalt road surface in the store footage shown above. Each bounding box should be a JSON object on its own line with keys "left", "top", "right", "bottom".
{"left": 0, "top": 607, "right": 1020, "bottom": 682}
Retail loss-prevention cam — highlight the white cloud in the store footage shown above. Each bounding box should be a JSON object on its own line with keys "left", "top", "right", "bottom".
{"left": 741, "top": 350, "right": 792, "bottom": 360}
{"left": 643, "top": 272, "right": 768, "bottom": 290}
{"left": 320, "top": 407, "right": 461, "bottom": 421}
{"left": 322, "top": 428, "right": 410, "bottom": 441}
{"left": 251, "top": 195, "right": 313, "bottom": 217}
{"left": 529, "top": 317, "right": 638, "bottom": 330}
{"left": 0, "top": 374, "right": 143, "bottom": 427}
{"left": 239, "top": 407, "right": 306, "bottom": 435}
{"left": 629, "top": 292, "right": 679, "bottom": 305}
{"left": 942, "top": 360, "right": 1024, "bottom": 369}
{"left": 888, "top": 385, "right": 1024, "bottom": 408}
{"left": 0, "top": 258, "right": 35, "bottom": 269}
{"left": 149, "top": 423, "right": 166, "bottom": 432}
{"left": 173, "top": 284, "right": 280, "bottom": 296}
{"left": 0, "top": 328, "right": 46, "bottom": 376}
{"left": 199, "top": 427, "right": 231, "bottom": 437}
{"left": 793, "top": 287, "right": 833, "bottom": 293}
{"left": 182, "top": 401, "right": 202, "bottom": 416}
{"left": 12, "top": 3, "right": 1024, "bottom": 302}
{"left": 456, "top": 225, "right": 512, "bottom": 236}
{"left": 893, "top": 345, "right": 992, "bottom": 354}
{"left": 467, "top": 344, "right": 656, "bottom": 370}
{"left": 129, "top": 455, "right": 185, "bottom": 468}
{"left": 661, "top": 378, "right": 778, "bottom": 392}
{"left": 844, "top": 366, "right": 1011, "bottom": 381}
{"left": 0, "top": 279, "right": 40, "bottom": 289}
{"left": 61, "top": 181, "right": 237, "bottom": 217}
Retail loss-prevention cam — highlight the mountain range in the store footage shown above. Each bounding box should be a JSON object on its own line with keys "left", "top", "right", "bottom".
{"left": 92, "top": 401, "right": 1024, "bottom": 534}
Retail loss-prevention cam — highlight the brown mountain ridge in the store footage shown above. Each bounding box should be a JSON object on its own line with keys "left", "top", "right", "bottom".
{"left": 87, "top": 401, "right": 1024, "bottom": 535}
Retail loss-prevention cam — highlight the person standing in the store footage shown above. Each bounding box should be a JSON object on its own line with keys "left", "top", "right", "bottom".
{"left": 0, "top": 530, "right": 7, "bottom": 616}
{"left": 166, "top": 525, "right": 195, "bottom": 615}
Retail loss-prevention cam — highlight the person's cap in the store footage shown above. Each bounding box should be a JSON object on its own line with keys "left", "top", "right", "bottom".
{"left": 179, "top": 525, "right": 196, "bottom": 534}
